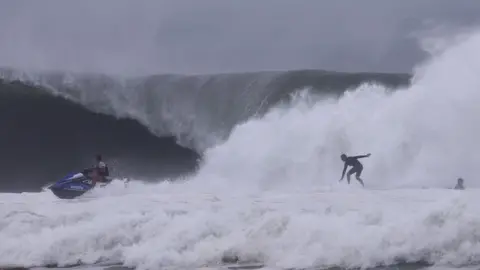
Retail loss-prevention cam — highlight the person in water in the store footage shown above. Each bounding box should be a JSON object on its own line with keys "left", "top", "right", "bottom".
{"left": 339, "top": 153, "right": 371, "bottom": 187}
{"left": 454, "top": 178, "right": 465, "bottom": 190}
{"left": 90, "top": 154, "right": 110, "bottom": 185}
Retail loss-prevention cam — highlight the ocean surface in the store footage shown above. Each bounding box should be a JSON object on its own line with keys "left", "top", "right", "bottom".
{"left": 2, "top": 26, "right": 480, "bottom": 270}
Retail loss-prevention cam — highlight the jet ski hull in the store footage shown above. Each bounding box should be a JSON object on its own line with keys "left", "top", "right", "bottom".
{"left": 48, "top": 172, "right": 94, "bottom": 199}
{"left": 49, "top": 186, "right": 90, "bottom": 199}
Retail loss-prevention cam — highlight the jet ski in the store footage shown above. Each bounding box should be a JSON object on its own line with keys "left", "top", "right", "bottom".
{"left": 48, "top": 168, "right": 113, "bottom": 199}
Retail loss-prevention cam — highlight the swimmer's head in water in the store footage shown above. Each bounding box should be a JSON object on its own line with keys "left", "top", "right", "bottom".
{"left": 340, "top": 154, "right": 347, "bottom": 161}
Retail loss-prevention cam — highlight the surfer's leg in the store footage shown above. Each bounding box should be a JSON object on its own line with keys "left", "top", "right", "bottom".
{"left": 355, "top": 166, "right": 365, "bottom": 187}
{"left": 347, "top": 168, "right": 355, "bottom": 184}
{"left": 356, "top": 176, "right": 365, "bottom": 187}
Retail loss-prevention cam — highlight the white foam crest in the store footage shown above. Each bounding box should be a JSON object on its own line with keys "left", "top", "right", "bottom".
{"left": 191, "top": 29, "right": 480, "bottom": 191}
{"left": 1, "top": 188, "right": 479, "bottom": 269}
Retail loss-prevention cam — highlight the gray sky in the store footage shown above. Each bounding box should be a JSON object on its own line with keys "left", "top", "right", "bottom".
{"left": 1, "top": 0, "right": 480, "bottom": 76}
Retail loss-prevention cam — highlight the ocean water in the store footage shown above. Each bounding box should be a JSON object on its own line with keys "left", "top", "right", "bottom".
{"left": 2, "top": 19, "right": 480, "bottom": 270}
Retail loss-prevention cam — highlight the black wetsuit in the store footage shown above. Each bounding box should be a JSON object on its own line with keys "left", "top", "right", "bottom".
{"left": 454, "top": 182, "right": 465, "bottom": 190}
{"left": 340, "top": 154, "right": 369, "bottom": 186}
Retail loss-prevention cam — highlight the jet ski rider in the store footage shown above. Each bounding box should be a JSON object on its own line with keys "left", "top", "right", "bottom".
{"left": 91, "top": 154, "right": 110, "bottom": 185}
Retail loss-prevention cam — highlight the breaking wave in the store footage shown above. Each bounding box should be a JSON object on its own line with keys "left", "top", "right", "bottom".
{"left": 0, "top": 69, "right": 408, "bottom": 191}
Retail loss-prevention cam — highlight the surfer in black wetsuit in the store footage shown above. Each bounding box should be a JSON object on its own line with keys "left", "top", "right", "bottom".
{"left": 339, "top": 153, "right": 371, "bottom": 187}
{"left": 454, "top": 178, "right": 465, "bottom": 190}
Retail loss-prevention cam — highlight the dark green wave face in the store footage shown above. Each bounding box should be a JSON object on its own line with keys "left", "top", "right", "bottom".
{"left": 0, "top": 79, "right": 199, "bottom": 192}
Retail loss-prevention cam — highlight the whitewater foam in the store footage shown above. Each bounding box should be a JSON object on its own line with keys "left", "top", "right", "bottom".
{"left": 192, "top": 29, "right": 480, "bottom": 191}
{"left": 0, "top": 186, "right": 477, "bottom": 269}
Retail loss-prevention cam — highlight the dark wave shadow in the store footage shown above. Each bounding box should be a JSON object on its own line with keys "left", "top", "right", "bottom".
{"left": 0, "top": 79, "right": 200, "bottom": 192}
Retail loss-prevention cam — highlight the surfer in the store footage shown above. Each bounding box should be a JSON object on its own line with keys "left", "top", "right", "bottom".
{"left": 454, "top": 178, "right": 465, "bottom": 190}
{"left": 339, "top": 153, "right": 371, "bottom": 187}
{"left": 91, "top": 154, "right": 110, "bottom": 185}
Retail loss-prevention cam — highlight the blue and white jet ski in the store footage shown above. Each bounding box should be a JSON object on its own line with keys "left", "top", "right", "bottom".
{"left": 47, "top": 168, "right": 118, "bottom": 199}
{"left": 47, "top": 169, "right": 95, "bottom": 199}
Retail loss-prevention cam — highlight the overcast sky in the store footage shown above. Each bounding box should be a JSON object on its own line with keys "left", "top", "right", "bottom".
{"left": 1, "top": 0, "right": 480, "bottom": 76}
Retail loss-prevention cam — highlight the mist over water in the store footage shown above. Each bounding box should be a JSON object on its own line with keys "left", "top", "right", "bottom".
{"left": 190, "top": 29, "right": 480, "bottom": 191}
{"left": 2, "top": 1, "right": 480, "bottom": 75}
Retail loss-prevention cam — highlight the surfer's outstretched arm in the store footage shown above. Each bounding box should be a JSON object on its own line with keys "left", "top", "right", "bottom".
{"left": 352, "top": 153, "right": 371, "bottom": 159}
{"left": 340, "top": 163, "right": 347, "bottom": 181}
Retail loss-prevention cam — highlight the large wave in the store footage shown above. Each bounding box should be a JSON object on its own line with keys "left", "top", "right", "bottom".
{"left": 0, "top": 69, "right": 408, "bottom": 191}
{"left": 0, "top": 68, "right": 409, "bottom": 152}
